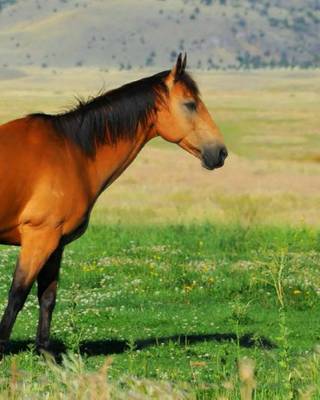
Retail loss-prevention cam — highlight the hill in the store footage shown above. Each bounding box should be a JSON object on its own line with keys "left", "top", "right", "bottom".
{"left": 0, "top": 0, "right": 319, "bottom": 69}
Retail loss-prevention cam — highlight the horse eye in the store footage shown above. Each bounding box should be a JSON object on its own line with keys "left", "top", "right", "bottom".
{"left": 184, "top": 101, "right": 197, "bottom": 112}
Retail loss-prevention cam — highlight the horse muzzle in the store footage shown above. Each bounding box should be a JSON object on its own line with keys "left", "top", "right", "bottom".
{"left": 201, "top": 144, "right": 228, "bottom": 170}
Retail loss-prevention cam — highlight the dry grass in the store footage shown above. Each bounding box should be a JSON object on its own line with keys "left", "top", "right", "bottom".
{"left": 0, "top": 353, "right": 194, "bottom": 400}
{"left": 0, "top": 67, "right": 319, "bottom": 226}
{"left": 1, "top": 351, "right": 319, "bottom": 399}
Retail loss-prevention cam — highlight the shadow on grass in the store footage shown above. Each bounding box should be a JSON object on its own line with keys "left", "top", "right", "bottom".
{"left": 80, "top": 333, "right": 276, "bottom": 355}
{"left": 5, "top": 332, "right": 275, "bottom": 360}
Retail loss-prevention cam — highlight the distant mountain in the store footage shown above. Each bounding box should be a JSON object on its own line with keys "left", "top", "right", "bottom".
{"left": 0, "top": 0, "right": 14, "bottom": 6}
{"left": 0, "top": 0, "right": 14, "bottom": 11}
{"left": 0, "top": 0, "right": 319, "bottom": 69}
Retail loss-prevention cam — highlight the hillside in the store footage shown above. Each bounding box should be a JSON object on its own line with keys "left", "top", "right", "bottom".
{"left": 0, "top": 0, "right": 319, "bottom": 69}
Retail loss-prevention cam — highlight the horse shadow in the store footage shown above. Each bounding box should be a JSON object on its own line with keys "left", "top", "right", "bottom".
{"left": 4, "top": 332, "right": 276, "bottom": 362}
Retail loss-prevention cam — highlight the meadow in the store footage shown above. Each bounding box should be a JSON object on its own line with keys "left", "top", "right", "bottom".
{"left": 0, "top": 68, "right": 319, "bottom": 399}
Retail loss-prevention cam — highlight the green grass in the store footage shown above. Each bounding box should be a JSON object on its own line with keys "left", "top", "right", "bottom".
{"left": 1, "top": 223, "right": 320, "bottom": 398}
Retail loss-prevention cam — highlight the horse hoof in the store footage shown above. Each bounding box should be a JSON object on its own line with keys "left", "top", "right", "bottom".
{"left": 36, "top": 343, "right": 55, "bottom": 359}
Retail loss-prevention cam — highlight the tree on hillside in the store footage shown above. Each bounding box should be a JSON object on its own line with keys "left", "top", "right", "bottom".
{"left": 0, "top": 0, "right": 15, "bottom": 10}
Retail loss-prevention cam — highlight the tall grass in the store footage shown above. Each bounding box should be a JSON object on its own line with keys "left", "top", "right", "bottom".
{"left": 1, "top": 350, "right": 320, "bottom": 399}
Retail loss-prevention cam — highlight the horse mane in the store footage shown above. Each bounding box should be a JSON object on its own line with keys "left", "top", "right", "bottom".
{"left": 30, "top": 70, "right": 199, "bottom": 156}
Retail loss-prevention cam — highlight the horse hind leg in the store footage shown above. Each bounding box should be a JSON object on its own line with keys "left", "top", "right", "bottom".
{"left": 36, "top": 245, "right": 64, "bottom": 352}
{"left": 0, "top": 224, "right": 62, "bottom": 357}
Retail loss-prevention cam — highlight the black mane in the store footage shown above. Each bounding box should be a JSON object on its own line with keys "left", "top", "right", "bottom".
{"left": 30, "top": 70, "right": 199, "bottom": 156}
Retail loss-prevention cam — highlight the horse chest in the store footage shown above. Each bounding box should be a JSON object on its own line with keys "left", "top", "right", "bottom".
{"left": 61, "top": 217, "right": 90, "bottom": 245}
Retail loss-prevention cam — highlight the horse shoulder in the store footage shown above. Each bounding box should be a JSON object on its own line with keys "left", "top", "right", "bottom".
{"left": 17, "top": 118, "right": 93, "bottom": 241}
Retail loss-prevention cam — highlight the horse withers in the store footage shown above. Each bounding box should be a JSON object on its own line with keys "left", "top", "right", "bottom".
{"left": 0, "top": 54, "right": 227, "bottom": 356}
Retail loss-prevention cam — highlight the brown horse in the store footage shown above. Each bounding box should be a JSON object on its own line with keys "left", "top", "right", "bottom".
{"left": 0, "top": 54, "right": 227, "bottom": 355}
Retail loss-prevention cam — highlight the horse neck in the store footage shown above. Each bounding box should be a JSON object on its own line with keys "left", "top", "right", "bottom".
{"left": 88, "top": 123, "right": 157, "bottom": 197}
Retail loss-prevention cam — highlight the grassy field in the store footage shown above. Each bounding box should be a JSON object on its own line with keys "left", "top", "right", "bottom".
{"left": 1, "top": 224, "right": 320, "bottom": 398}
{"left": 0, "top": 68, "right": 319, "bottom": 398}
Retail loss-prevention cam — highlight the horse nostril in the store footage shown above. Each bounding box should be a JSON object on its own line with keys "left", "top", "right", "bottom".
{"left": 219, "top": 147, "right": 228, "bottom": 163}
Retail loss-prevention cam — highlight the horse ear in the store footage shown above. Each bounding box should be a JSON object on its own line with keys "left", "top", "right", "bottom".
{"left": 181, "top": 53, "right": 187, "bottom": 72}
{"left": 171, "top": 52, "right": 187, "bottom": 81}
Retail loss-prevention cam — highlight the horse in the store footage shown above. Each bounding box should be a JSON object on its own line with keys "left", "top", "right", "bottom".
{"left": 0, "top": 54, "right": 227, "bottom": 356}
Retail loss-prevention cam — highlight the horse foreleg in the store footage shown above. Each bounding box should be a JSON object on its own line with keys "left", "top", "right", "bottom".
{"left": 36, "top": 245, "right": 63, "bottom": 352}
{"left": 0, "top": 224, "right": 62, "bottom": 357}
